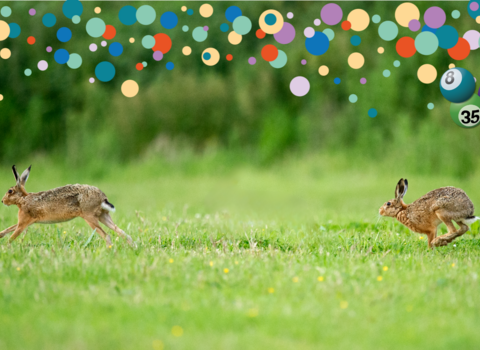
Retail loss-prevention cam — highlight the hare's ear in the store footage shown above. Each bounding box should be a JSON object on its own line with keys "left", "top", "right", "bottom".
{"left": 19, "top": 165, "right": 31, "bottom": 186}
{"left": 395, "top": 178, "right": 407, "bottom": 200}
{"left": 12, "top": 165, "right": 19, "bottom": 183}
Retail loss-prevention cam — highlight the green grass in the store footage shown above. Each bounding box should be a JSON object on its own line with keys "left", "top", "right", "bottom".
{"left": 1, "top": 159, "right": 480, "bottom": 350}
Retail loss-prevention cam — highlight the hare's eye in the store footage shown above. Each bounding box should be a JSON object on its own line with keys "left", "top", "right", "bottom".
{"left": 8, "top": 190, "right": 13, "bottom": 194}
{"left": 387, "top": 202, "right": 391, "bottom": 206}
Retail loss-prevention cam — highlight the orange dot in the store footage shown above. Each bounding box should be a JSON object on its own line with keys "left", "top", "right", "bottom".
{"left": 341, "top": 21, "right": 351, "bottom": 31}
{"left": 102, "top": 25, "right": 116, "bottom": 40}
{"left": 396, "top": 37, "right": 416, "bottom": 58}
{"left": 136, "top": 63, "right": 143, "bottom": 71}
{"left": 256, "top": 29, "right": 266, "bottom": 39}
{"left": 27, "top": 36, "right": 35, "bottom": 45}
{"left": 448, "top": 38, "right": 470, "bottom": 61}
{"left": 226, "top": 54, "right": 233, "bottom": 61}
{"left": 152, "top": 33, "right": 172, "bottom": 54}
{"left": 261, "top": 44, "right": 278, "bottom": 62}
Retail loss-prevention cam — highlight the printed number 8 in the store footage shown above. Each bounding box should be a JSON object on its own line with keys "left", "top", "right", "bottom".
{"left": 445, "top": 71, "right": 455, "bottom": 85}
{"left": 461, "top": 109, "right": 480, "bottom": 124}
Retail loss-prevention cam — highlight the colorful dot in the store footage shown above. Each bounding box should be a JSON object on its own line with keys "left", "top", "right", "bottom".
{"left": 166, "top": 62, "right": 174, "bottom": 70}
{"left": 121, "top": 80, "right": 139, "bottom": 98}
{"left": 94, "top": 7, "right": 101, "bottom": 14}
{"left": 383, "top": 69, "right": 391, "bottom": 77}
{"left": 350, "top": 35, "right": 361, "bottom": 46}
{"left": 452, "top": 10, "right": 460, "bottom": 19}
{"left": 182, "top": 46, "right": 191, "bottom": 55}
{"left": 368, "top": 108, "right": 378, "bottom": 118}
{"left": 89, "top": 77, "right": 95, "bottom": 83}
{"left": 301, "top": 59, "right": 307, "bottom": 65}
{"left": 314, "top": 19, "right": 321, "bottom": 26}
{"left": 27, "top": 36, "right": 36, "bottom": 45}
{"left": 290, "top": 76, "right": 310, "bottom": 96}
{"left": 153, "top": 51, "right": 163, "bottom": 61}
{"left": 349, "top": 94, "right": 358, "bottom": 103}
{"left": 89, "top": 43, "right": 98, "bottom": 52}
{"left": 287, "top": 12, "right": 294, "bottom": 19}
{"left": 360, "top": 77, "right": 367, "bottom": 84}
{"left": 46, "top": 46, "right": 52, "bottom": 53}
{"left": 394, "top": 60, "right": 401, "bottom": 67}
{"left": 226, "top": 54, "right": 233, "bottom": 61}
{"left": 248, "top": 57, "right": 256, "bottom": 65}
{"left": 29, "top": 8, "right": 36, "bottom": 16}
{"left": 334, "top": 77, "right": 341, "bottom": 84}
{"left": 1, "top": 6, "right": 12, "bottom": 17}
{"left": 318, "top": 65, "right": 329, "bottom": 76}
{"left": 37, "top": 60, "right": 48, "bottom": 71}
{"left": 182, "top": 25, "right": 189, "bottom": 32}
{"left": 220, "top": 23, "right": 229, "bottom": 32}
{"left": 24, "top": 69, "right": 32, "bottom": 76}
{"left": 378, "top": 47, "right": 385, "bottom": 54}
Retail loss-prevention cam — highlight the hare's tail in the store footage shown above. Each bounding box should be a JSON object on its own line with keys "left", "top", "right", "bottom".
{"left": 101, "top": 199, "right": 116, "bottom": 213}
{"left": 462, "top": 216, "right": 479, "bottom": 225}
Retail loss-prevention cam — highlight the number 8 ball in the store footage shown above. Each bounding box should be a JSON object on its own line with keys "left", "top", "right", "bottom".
{"left": 439, "top": 68, "right": 476, "bottom": 103}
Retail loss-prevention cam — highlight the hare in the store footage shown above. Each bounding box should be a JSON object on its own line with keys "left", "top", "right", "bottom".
{"left": 379, "top": 178, "right": 478, "bottom": 248}
{"left": 1, "top": 165, "right": 134, "bottom": 247}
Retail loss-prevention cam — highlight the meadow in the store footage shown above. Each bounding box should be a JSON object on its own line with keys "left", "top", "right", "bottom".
{"left": 1, "top": 157, "right": 480, "bottom": 350}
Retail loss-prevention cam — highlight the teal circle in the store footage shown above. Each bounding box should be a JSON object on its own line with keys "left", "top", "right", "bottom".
{"left": 372, "top": 14, "right": 381, "bottom": 23}
{"left": 72, "top": 15, "right": 81, "bottom": 24}
{"left": 95, "top": 61, "right": 115, "bottom": 82}
{"left": 378, "top": 21, "right": 398, "bottom": 41}
{"left": 265, "top": 13, "right": 276, "bottom": 25}
{"left": 142, "top": 35, "right": 155, "bottom": 49}
{"left": 415, "top": 31, "right": 439, "bottom": 55}
{"left": 349, "top": 94, "right": 358, "bottom": 103}
{"left": 182, "top": 25, "right": 189, "bottom": 32}
{"left": 1, "top": 6, "right": 12, "bottom": 17}
{"left": 452, "top": 10, "right": 460, "bottom": 19}
{"left": 67, "top": 53, "right": 82, "bottom": 69}
{"left": 143, "top": 61, "right": 147, "bottom": 67}
{"left": 232, "top": 16, "right": 252, "bottom": 35}
{"left": 383, "top": 69, "right": 391, "bottom": 77}
{"left": 323, "top": 28, "right": 335, "bottom": 41}
{"left": 192, "top": 27, "right": 208, "bottom": 42}
{"left": 24, "top": 69, "right": 32, "bottom": 76}
{"left": 269, "top": 49, "right": 287, "bottom": 69}
{"left": 427, "top": 103, "right": 434, "bottom": 110}
{"left": 136, "top": 5, "right": 156, "bottom": 25}
{"left": 394, "top": 60, "right": 400, "bottom": 67}
{"left": 86, "top": 18, "right": 106, "bottom": 38}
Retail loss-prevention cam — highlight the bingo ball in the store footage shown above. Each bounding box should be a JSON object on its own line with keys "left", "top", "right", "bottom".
{"left": 440, "top": 68, "right": 476, "bottom": 103}
{"left": 450, "top": 93, "right": 480, "bottom": 128}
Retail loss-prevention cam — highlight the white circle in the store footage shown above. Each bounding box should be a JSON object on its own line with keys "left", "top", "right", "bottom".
{"left": 441, "top": 68, "right": 462, "bottom": 91}
{"left": 458, "top": 105, "right": 480, "bottom": 128}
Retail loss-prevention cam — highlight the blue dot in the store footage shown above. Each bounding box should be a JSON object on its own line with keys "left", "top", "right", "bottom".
{"left": 119, "top": 5, "right": 137, "bottom": 25}
{"left": 42, "top": 13, "right": 57, "bottom": 27}
{"left": 368, "top": 108, "right": 378, "bottom": 118}
{"left": 350, "top": 35, "right": 361, "bottom": 46}
{"left": 8, "top": 23, "right": 20, "bottom": 38}
{"left": 436, "top": 25, "right": 459, "bottom": 49}
{"left": 166, "top": 62, "right": 174, "bottom": 70}
{"left": 54, "top": 49, "right": 70, "bottom": 64}
{"left": 187, "top": 9, "right": 193, "bottom": 15}
{"left": 203, "top": 52, "right": 211, "bottom": 60}
{"left": 220, "top": 23, "right": 229, "bottom": 32}
{"left": 109, "top": 42, "right": 123, "bottom": 57}
{"left": 225, "top": 6, "right": 242, "bottom": 23}
{"left": 62, "top": 0, "right": 83, "bottom": 19}
{"left": 57, "top": 27, "right": 72, "bottom": 42}
{"left": 95, "top": 61, "right": 116, "bottom": 82}
{"left": 421, "top": 25, "right": 437, "bottom": 34}
{"left": 334, "top": 77, "right": 341, "bottom": 84}
{"left": 265, "top": 13, "right": 276, "bottom": 25}
{"left": 305, "top": 31, "right": 330, "bottom": 56}
{"left": 160, "top": 11, "right": 178, "bottom": 29}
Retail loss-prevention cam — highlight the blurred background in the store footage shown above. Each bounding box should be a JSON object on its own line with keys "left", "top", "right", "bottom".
{"left": 1, "top": 1, "right": 480, "bottom": 222}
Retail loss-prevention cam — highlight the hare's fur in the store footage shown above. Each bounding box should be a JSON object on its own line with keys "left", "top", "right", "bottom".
{"left": 1, "top": 166, "right": 133, "bottom": 246}
{"left": 379, "top": 179, "right": 478, "bottom": 248}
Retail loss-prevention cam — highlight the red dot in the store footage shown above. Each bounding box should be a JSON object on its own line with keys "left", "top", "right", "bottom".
{"left": 102, "top": 25, "right": 116, "bottom": 40}
{"left": 27, "top": 36, "right": 35, "bottom": 45}
{"left": 226, "top": 54, "right": 233, "bottom": 61}
{"left": 256, "top": 29, "right": 266, "bottom": 39}
{"left": 261, "top": 44, "right": 279, "bottom": 62}
{"left": 396, "top": 37, "right": 416, "bottom": 58}
{"left": 152, "top": 33, "right": 172, "bottom": 54}
{"left": 341, "top": 21, "right": 351, "bottom": 31}
{"left": 136, "top": 63, "right": 143, "bottom": 71}
{"left": 448, "top": 38, "right": 470, "bottom": 61}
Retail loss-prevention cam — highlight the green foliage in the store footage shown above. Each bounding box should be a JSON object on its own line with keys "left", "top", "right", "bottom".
{"left": 1, "top": 2, "right": 480, "bottom": 177}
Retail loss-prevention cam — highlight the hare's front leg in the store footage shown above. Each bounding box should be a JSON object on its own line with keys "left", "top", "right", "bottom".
{"left": 8, "top": 219, "right": 33, "bottom": 243}
{"left": 99, "top": 212, "right": 134, "bottom": 247}
{"left": 0, "top": 224, "right": 17, "bottom": 238}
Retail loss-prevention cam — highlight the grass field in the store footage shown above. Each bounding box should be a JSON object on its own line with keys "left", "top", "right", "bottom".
{"left": 1, "top": 158, "right": 480, "bottom": 350}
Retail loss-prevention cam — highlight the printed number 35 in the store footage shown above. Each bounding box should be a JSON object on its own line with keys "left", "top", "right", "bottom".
{"left": 461, "top": 109, "right": 480, "bottom": 124}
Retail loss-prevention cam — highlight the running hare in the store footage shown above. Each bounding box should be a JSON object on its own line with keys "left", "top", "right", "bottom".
{"left": 379, "top": 178, "right": 478, "bottom": 248}
{"left": 1, "top": 165, "right": 134, "bottom": 247}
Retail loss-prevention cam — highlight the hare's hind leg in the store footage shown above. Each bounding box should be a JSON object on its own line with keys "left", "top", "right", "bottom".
{"left": 0, "top": 224, "right": 17, "bottom": 238}
{"left": 99, "top": 213, "right": 134, "bottom": 247}
{"left": 432, "top": 210, "right": 467, "bottom": 247}
{"left": 83, "top": 217, "right": 113, "bottom": 246}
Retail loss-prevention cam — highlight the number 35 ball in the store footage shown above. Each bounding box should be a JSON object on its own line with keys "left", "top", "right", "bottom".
{"left": 440, "top": 68, "right": 476, "bottom": 103}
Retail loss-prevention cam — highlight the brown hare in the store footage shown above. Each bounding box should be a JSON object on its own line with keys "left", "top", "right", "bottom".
{"left": 1, "top": 165, "right": 134, "bottom": 247}
{"left": 379, "top": 178, "right": 478, "bottom": 248}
